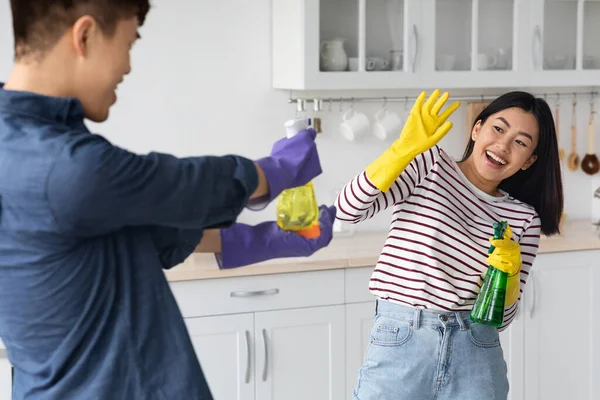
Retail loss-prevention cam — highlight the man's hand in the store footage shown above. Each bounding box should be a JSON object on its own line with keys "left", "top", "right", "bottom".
{"left": 249, "top": 128, "right": 322, "bottom": 209}
{"left": 214, "top": 205, "right": 336, "bottom": 269}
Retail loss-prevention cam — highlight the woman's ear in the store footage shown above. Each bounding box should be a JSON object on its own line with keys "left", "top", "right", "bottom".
{"left": 522, "top": 154, "right": 538, "bottom": 170}
{"left": 471, "top": 120, "right": 482, "bottom": 141}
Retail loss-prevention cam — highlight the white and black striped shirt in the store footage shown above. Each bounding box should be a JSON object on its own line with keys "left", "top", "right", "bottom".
{"left": 336, "top": 146, "right": 541, "bottom": 330}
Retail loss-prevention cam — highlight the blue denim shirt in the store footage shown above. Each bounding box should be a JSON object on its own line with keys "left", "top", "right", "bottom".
{"left": 0, "top": 85, "right": 258, "bottom": 399}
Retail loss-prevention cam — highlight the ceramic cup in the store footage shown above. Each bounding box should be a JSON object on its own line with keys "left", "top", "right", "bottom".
{"left": 340, "top": 109, "right": 370, "bottom": 141}
{"left": 372, "top": 108, "right": 403, "bottom": 140}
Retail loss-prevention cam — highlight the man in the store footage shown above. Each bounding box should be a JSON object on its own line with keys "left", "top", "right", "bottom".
{"left": 0, "top": 1, "right": 335, "bottom": 398}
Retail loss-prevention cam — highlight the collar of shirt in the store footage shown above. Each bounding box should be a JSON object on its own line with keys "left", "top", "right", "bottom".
{"left": 0, "top": 82, "right": 85, "bottom": 127}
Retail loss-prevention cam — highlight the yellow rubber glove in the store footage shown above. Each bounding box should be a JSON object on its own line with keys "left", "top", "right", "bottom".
{"left": 486, "top": 224, "right": 522, "bottom": 307}
{"left": 365, "top": 89, "right": 460, "bottom": 192}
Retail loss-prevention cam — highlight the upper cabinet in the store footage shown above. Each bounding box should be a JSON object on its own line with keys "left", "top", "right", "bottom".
{"left": 272, "top": 0, "right": 600, "bottom": 91}
{"left": 528, "top": 0, "right": 600, "bottom": 87}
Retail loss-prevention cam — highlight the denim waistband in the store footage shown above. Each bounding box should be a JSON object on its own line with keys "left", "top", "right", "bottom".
{"left": 376, "top": 299, "right": 473, "bottom": 330}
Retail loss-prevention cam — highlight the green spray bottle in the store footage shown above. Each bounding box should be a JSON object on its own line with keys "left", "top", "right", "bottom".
{"left": 470, "top": 220, "right": 508, "bottom": 327}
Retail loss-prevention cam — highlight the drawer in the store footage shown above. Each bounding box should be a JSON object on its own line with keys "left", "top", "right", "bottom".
{"left": 170, "top": 269, "right": 345, "bottom": 318}
{"left": 345, "top": 267, "right": 375, "bottom": 304}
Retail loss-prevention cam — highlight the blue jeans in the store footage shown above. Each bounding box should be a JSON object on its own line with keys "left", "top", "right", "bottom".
{"left": 352, "top": 300, "right": 509, "bottom": 400}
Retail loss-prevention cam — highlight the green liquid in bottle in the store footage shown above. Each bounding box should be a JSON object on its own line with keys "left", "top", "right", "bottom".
{"left": 470, "top": 220, "right": 508, "bottom": 327}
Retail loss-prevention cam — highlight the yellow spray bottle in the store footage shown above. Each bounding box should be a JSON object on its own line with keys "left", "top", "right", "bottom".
{"left": 275, "top": 118, "right": 321, "bottom": 239}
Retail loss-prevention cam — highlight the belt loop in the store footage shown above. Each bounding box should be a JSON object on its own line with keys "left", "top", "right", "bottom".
{"left": 413, "top": 308, "right": 421, "bottom": 330}
{"left": 375, "top": 300, "right": 378, "bottom": 315}
{"left": 455, "top": 312, "right": 467, "bottom": 331}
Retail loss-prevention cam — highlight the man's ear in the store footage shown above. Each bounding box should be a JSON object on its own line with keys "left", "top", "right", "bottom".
{"left": 71, "top": 15, "right": 99, "bottom": 57}
{"left": 471, "top": 120, "right": 482, "bottom": 141}
{"left": 522, "top": 154, "right": 538, "bottom": 170}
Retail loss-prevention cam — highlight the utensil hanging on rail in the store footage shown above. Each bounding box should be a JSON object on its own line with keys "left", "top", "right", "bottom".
{"left": 581, "top": 101, "right": 598, "bottom": 175}
{"left": 567, "top": 100, "right": 580, "bottom": 172}
{"left": 555, "top": 102, "right": 565, "bottom": 162}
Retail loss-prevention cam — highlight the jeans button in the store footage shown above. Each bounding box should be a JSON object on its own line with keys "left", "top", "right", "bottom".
{"left": 440, "top": 315, "right": 448, "bottom": 322}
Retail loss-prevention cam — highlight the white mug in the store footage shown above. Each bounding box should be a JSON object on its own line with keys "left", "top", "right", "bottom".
{"left": 478, "top": 53, "right": 497, "bottom": 70}
{"left": 340, "top": 109, "right": 370, "bottom": 141}
{"left": 372, "top": 109, "right": 403, "bottom": 140}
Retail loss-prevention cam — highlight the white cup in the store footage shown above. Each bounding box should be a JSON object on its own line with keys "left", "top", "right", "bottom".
{"left": 340, "top": 109, "right": 370, "bottom": 141}
{"left": 372, "top": 109, "right": 403, "bottom": 140}
{"left": 436, "top": 54, "right": 455, "bottom": 71}
{"left": 348, "top": 57, "right": 359, "bottom": 71}
{"left": 478, "top": 53, "right": 497, "bottom": 70}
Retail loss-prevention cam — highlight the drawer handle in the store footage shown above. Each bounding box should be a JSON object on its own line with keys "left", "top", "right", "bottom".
{"left": 244, "top": 330, "right": 251, "bottom": 384}
{"left": 262, "top": 329, "right": 269, "bottom": 381}
{"left": 230, "top": 288, "right": 280, "bottom": 298}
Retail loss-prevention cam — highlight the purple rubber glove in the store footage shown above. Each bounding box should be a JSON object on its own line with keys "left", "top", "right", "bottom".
{"left": 248, "top": 128, "right": 322, "bottom": 210}
{"left": 216, "top": 205, "right": 336, "bottom": 269}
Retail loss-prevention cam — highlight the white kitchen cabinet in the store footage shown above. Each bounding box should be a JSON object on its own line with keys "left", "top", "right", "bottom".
{"left": 344, "top": 267, "right": 377, "bottom": 397}
{"left": 171, "top": 269, "right": 347, "bottom": 399}
{"left": 419, "top": 0, "right": 531, "bottom": 89}
{"left": 185, "top": 314, "right": 255, "bottom": 400}
{"left": 255, "top": 305, "right": 346, "bottom": 400}
{"left": 345, "top": 302, "right": 376, "bottom": 397}
{"left": 499, "top": 308, "right": 525, "bottom": 400}
{"left": 0, "top": 338, "right": 12, "bottom": 400}
{"left": 522, "top": 250, "right": 600, "bottom": 400}
{"left": 272, "top": 0, "right": 600, "bottom": 90}
{"left": 272, "top": 0, "right": 424, "bottom": 90}
{"left": 185, "top": 306, "right": 345, "bottom": 400}
{"left": 528, "top": 0, "right": 600, "bottom": 87}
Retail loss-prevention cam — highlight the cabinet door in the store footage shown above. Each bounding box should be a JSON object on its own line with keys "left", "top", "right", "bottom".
{"left": 345, "top": 301, "right": 376, "bottom": 398}
{"left": 255, "top": 305, "right": 345, "bottom": 400}
{"left": 0, "top": 339, "right": 12, "bottom": 400}
{"left": 499, "top": 307, "right": 525, "bottom": 400}
{"left": 185, "top": 314, "right": 255, "bottom": 400}
{"left": 420, "top": 0, "right": 529, "bottom": 88}
{"left": 528, "top": 0, "right": 600, "bottom": 86}
{"left": 272, "top": 0, "right": 424, "bottom": 90}
{"left": 523, "top": 250, "right": 600, "bottom": 400}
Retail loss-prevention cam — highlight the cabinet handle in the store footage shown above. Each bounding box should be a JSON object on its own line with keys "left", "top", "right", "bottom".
{"left": 528, "top": 270, "right": 536, "bottom": 318}
{"left": 262, "top": 329, "right": 269, "bottom": 382}
{"left": 230, "top": 288, "right": 280, "bottom": 298}
{"left": 244, "top": 330, "right": 251, "bottom": 384}
{"left": 532, "top": 25, "right": 542, "bottom": 70}
{"left": 410, "top": 24, "right": 419, "bottom": 73}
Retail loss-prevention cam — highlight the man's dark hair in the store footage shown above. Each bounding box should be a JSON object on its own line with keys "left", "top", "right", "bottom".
{"left": 10, "top": 0, "right": 151, "bottom": 60}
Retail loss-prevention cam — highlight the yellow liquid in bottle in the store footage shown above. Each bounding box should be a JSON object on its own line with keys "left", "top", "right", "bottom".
{"left": 276, "top": 181, "right": 319, "bottom": 232}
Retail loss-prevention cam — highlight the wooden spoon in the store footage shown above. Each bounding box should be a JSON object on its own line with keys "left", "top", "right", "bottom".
{"left": 581, "top": 105, "right": 599, "bottom": 175}
{"left": 555, "top": 103, "right": 565, "bottom": 162}
{"left": 567, "top": 101, "right": 580, "bottom": 172}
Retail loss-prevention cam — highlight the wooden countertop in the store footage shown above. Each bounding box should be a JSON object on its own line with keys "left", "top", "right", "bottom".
{"left": 164, "top": 218, "right": 600, "bottom": 282}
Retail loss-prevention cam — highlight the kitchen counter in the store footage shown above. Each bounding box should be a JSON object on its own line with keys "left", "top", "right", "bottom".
{"left": 164, "top": 218, "right": 600, "bottom": 282}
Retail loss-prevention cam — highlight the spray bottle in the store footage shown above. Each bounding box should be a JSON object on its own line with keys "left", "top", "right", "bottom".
{"left": 470, "top": 220, "right": 508, "bottom": 327}
{"left": 275, "top": 118, "right": 321, "bottom": 239}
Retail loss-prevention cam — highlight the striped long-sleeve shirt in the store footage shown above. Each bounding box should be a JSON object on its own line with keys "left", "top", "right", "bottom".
{"left": 336, "top": 146, "right": 541, "bottom": 330}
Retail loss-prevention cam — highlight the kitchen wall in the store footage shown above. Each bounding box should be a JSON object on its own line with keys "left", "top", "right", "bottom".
{"left": 0, "top": 0, "right": 597, "bottom": 231}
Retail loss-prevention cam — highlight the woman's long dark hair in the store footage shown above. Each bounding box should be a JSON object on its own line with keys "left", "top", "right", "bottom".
{"left": 459, "top": 91, "right": 563, "bottom": 236}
